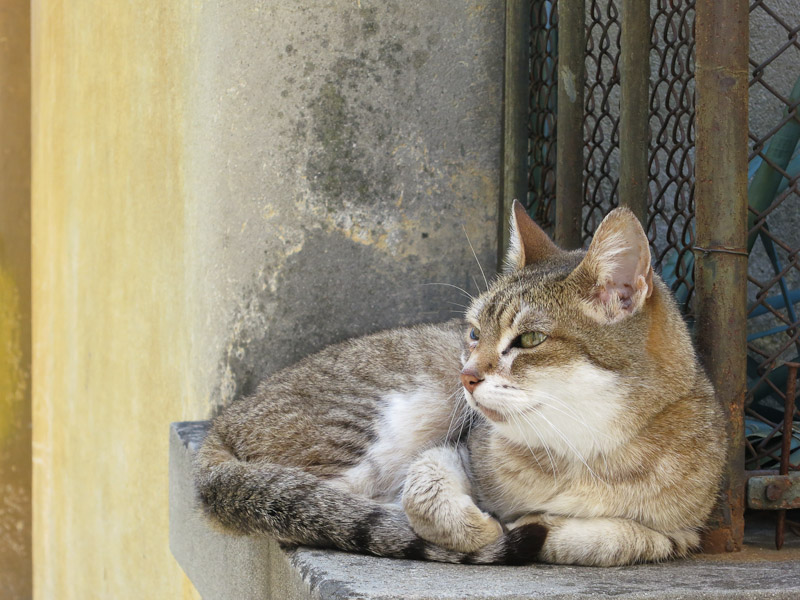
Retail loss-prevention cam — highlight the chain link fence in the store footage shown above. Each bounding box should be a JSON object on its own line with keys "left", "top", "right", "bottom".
{"left": 528, "top": 0, "right": 698, "bottom": 306}
{"left": 743, "top": 1, "right": 800, "bottom": 481}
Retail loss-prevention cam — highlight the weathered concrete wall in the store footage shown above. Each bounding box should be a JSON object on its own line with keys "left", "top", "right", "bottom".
{"left": 0, "top": 0, "right": 32, "bottom": 597}
{"left": 184, "top": 2, "right": 503, "bottom": 409}
{"left": 32, "top": 1, "right": 503, "bottom": 598}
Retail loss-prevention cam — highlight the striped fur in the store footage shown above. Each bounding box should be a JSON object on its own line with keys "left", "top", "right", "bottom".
{"left": 194, "top": 204, "right": 726, "bottom": 566}
{"left": 196, "top": 427, "right": 546, "bottom": 563}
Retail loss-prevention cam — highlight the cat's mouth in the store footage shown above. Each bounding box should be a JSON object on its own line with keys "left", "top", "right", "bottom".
{"left": 475, "top": 401, "right": 506, "bottom": 423}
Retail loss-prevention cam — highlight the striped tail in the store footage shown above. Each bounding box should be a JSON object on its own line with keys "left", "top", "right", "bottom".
{"left": 194, "top": 430, "right": 547, "bottom": 565}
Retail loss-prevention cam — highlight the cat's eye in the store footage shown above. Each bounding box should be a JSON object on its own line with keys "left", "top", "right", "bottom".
{"left": 517, "top": 331, "right": 547, "bottom": 348}
{"left": 469, "top": 328, "right": 480, "bottom": 341}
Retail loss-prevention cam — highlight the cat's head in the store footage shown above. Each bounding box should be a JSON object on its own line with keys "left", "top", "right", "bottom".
{"left": 461, "top": 201, "right": 684, "bottom": 456}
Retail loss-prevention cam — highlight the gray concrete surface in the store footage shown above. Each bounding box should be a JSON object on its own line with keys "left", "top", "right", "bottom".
{"left": 171, "top": 422, "right": 800, "bottom": 600}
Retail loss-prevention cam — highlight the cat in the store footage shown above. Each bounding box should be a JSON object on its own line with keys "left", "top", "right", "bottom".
{"left": 194, "top": 201, "right": 726, "bottom": 566}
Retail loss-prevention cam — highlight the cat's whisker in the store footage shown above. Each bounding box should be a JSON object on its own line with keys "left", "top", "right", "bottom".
{"left": 529, "top": 391, "right": 613, "bottom": 441}
{"left": 514, "top": 412, "right": 559, "bottom": 485}
{"left": 524, "top": 389, "right": 613, "bottom": 475}
{"left": 444, "top": 398, "right": 461, "bottom": 443}
{"left": 455, "top": 401, "right": 472, "bottom": 443}
{"left": 498, "top": 385, "right": 600, "bottom": 440}
{"left": 535, "top": 400, "right": 603, "bottom": 436}
{"left": 529, "top": 395, "right": 612, "bottom": 476}
{"left": 462, "top": 225, "right": 489, "bottom": 292}
{"left": 463, "top": 400, "right": 475, "bottom": 442}
{"left": 470, "top": 275, "right": 482, "bottom": 296}
{"left": 526, "top": 389, "right": 614, "bottom": 440}
{"left": 533, "top": 412, "right": 608, "bottom": 486}
{"left": 420, "top": 282, "right": 475, "bottom": 301}
{"left": 450, "top": 388, "right": 473, "bottom": 444}
{"left": 509, "top": 414, "right": 546, "bottom": 473}
{"left": 522, "top": 388, "right": 589, "bottom": 419}
{"left": 443, "top": 300, "right": 471, "bottom": 310}
{"left": 454, "top": 409, "right": 471, "bottom": 443}
{"left": 443, "top": 386, "right": 468, "bottom": 443}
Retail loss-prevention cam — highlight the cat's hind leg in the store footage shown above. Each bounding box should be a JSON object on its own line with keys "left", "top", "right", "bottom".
{"left": 508, "top": 514, "right": 699, "bottom": 566}
{"left": 402, "top": 446, "right": 503, "bottom": 553}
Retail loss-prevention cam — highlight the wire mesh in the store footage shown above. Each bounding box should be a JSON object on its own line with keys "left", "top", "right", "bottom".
{"left": 527, "top": 0, "right": 800, "bottom": 497}
{"left": 526, "top": 0, "right": 698, "bottom": 308}
{"left": 743, "top": 0, "right": 800, "bottom": 473}
{"left": 647, "top": 0, "right": 696, "bottom": 309}
{"left": 582, "top": 0, "right": 621, "bottom": 242}
{"left": 528, "top": 0, "right": 558, "bottom": 234}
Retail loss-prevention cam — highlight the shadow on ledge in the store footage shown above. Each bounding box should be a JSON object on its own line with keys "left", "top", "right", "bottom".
{"left": 169, "top": 422, "right": 800, "bottom": 600}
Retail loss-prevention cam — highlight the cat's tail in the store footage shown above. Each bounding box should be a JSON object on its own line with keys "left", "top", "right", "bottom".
{"left": 193, "top": 429, "right": 546, "bottom": 565}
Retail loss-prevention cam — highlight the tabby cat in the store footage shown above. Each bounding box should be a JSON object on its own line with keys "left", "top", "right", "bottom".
{"left": 194, "top": 202, "right": 726, "bottom": 566}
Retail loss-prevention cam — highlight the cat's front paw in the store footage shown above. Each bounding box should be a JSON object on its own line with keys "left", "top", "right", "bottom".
{"left": 402, "top": 445, "right": 503, "bottom": 553}
{"left": 404, "top": 491, "right": 503, "bottom": 553}
{"left": 456, "top": 500, "right": 505, "bottom": 551}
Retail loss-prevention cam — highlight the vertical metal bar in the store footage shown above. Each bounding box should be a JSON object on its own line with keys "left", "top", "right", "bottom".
{"left": 776, "top": 363, "right": 798, "bottom": 550}
{"left": 694, "top": 0, "right": 749, "bottom": 554}
{"left": 555, "top": 0, "right": 585, "bottom": 249}
{"left": 501, "top": 0, "right": 532, "bottom": 266}
{"left": 619, "top": 0, "right": 650, "bottom": 226}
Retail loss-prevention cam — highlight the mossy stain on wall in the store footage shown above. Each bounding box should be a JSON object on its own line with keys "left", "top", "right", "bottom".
{"left": 307, "top": 82, "right": 373, "bottom": 207}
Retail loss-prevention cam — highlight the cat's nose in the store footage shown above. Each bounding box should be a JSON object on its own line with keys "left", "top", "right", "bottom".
{"left": 460, "top": 367, "right": 484, "bottom": 394}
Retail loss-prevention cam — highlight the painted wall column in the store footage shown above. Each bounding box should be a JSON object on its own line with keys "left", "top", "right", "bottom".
{"left": 0, "top": 0, "right": 32, "bottom": 597}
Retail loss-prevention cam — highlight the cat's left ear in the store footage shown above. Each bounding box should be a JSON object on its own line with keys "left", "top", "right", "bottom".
{"left": 570, "top": 207, "right": 654, "bottom": 323}
{"left": 503, "top": 200, "right": 560, "bottom": 273}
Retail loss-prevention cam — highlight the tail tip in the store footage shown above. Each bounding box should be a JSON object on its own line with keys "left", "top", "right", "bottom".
{"left": 502, "top": 523, "right": 548, "bottom": 565}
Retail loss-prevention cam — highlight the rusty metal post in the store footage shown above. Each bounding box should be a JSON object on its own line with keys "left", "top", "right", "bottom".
{"left": 619, "top": 0, "right": 650, "bottom": 225}
{"left": 694, "top": 0, "right": 749, "bottom": 553}
{"left": 555, "top": 0, "right": 585, "bottom": 249}
{"left": 501, "top": 0, "right": 532, "bottom": 264}
{"left": 775, "top": 363, "right": 799, "bottom": 550}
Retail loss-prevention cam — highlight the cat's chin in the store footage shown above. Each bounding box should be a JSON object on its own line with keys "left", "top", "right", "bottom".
{"left": 474, "top": 401, "right": 506, "bottom": 423}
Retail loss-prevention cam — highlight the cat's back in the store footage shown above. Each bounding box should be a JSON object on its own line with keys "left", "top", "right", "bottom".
{"left": 209, "top": 320, "right": 467, "bottom": 474}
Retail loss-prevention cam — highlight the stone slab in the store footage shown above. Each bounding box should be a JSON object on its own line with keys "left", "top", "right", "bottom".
{"left": 170, "top": 422, "right": 800, "bottom": 599}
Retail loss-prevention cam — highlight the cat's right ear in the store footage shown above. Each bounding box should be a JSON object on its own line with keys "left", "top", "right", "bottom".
{"left": 503, "top": 200, "right": 560, "bottom": 273}
{"left": 570, "top": 207, "right": 654, "bottom": 324}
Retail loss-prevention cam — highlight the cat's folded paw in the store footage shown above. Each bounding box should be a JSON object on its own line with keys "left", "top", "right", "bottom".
{"left": 460, "top": 502, "right": 505, "bottom": 551}
{"left": 402, "top": 445, "right": 503, "bottom": 552}
{"left": 405, "top": 493, "right": 503, "bottom": 553}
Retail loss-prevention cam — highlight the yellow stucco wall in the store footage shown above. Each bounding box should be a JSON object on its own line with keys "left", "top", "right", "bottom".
{"left": 1, "top": 0, "right": 32, "bottom": 597}
{"left": 32, "top": 2, "right": 201, "bottom": 597}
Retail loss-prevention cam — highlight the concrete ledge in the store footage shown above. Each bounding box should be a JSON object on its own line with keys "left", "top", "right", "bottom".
{"left": 170, "top": 421, "right": 800, "bottom": 599}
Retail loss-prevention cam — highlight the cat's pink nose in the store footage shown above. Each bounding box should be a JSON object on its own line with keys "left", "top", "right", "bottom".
{"left": 460, "top": 367, "right": 484, "bottom": 394}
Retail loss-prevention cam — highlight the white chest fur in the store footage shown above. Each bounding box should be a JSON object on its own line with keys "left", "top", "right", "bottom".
{"left": 478, "top": 360, "right": 625, "bottom": 459}
{"left": 335, "top": 381, "right": 465, "bottom": 502}
{"left": 471, "top": 360, "right": 630, "bottom": 520}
